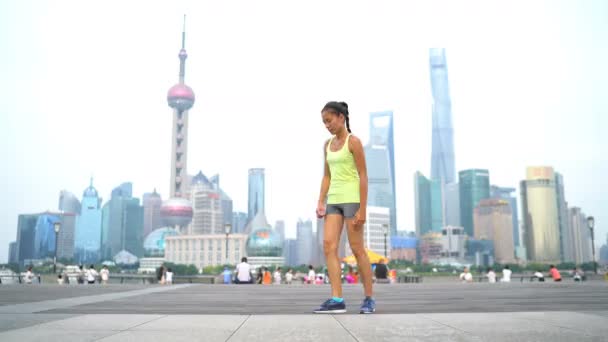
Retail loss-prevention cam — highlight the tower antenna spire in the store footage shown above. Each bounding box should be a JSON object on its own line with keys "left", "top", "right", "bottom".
{"left": 182, "top": 14, "right": 186, "bottom": 50}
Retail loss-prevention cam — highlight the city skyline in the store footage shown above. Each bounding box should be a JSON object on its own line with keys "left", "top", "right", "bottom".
{"left": 1, "top": 1, "right": 607, "bottom": 262}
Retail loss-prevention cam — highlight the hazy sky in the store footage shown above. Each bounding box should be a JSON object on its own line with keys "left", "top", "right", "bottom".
{"left": 1, "top": 0, "right": 607, "bottom": 263}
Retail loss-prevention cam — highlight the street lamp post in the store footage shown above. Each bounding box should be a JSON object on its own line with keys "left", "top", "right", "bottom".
{"left": 53, "top": 221, "right": 61, "bottom": 274}
{"left": 224, "top": 223, "right": 232, "bottom": 264}
{"left": 382, "top": 223, "right": 389, "bottom": 258}
{"left": 588, "top": 216, "right": 597, "bottom": 275}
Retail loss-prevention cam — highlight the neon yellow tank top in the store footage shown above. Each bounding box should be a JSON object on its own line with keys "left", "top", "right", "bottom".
{"left": 326, "top": 134, "right": 360, "bottom": 204}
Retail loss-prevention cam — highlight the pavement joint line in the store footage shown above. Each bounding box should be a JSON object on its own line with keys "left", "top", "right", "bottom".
{"left": 331, "top": 314, "right": 360, "bottom": 342}
{"left": 91, "top": 314, "right": 168, "bottom": 342}
{"left": 419, "top": 314, "right": 473, "bottom": 335}
{"left": 512, "top": 315, "right": 596, "bottom": 338}
{"left": 224, "top": 315, "right": 251, "bottom": 342}
{"left": 0, "top": 285, "right": 195, "bottom": 314}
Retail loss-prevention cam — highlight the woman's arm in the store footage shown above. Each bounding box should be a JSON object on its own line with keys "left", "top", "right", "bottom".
{"left": 349, "top": 135, "right": 368, "bottom": 225}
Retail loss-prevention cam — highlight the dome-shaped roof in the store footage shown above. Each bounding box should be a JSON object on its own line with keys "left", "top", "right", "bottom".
{"left": 246, "top": 227, "right": 283, "bottom": 257}
{"left": 144, "top": 227, "right": 180, "bottom": 257}
{"left": 83, "top": 186, "right": 98, "bottom": 198}
{"left": 160, "top": 197, "right": 193, "bottom": 227}
{"left": 167, "top": 84, "right": 195, "bottom": 101}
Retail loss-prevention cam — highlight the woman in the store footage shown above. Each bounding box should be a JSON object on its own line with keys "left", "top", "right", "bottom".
{"left": 314, "top": 101, "right": 375, "bottom": 314}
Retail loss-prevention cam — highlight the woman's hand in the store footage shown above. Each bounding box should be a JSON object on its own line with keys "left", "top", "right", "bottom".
{"left": 316, "top": 201, "right": 326, "bottom": 218}
{"left": 354, "top": 209, "right": 366, "bottom": 227}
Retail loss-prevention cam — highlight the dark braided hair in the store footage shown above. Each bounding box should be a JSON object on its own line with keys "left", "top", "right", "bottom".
{"left": 322, "top": 101, "right": 351, "bottom": 133}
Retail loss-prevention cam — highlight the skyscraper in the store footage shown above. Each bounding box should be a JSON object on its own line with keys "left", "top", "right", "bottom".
{"left": 296, "top": 219, "right": 314, "bottom": 266}
{"left": 490, "top": 186, "right": 520, "bottom": 247}
{"left": 15, "top": 214, "right": 39, "bottom": 264}
{"left": 429, "top": 48, "right": 456, "bottom": 184}
{"left": 75, "top": 179, "right": 103, "bottom": 263}
{"left": 520, "top": 167, "right": 561, "bottom": 264}
{"left": 569, "top": 207, "right": 592, "bottom": 264}
{"left": 473, "top": 199, "right": 516, "bottom": 264}
{"left": 365, "top": 111, "right": 397, "bottom": 235}
{"left": 459, "top": 169, "right": 490, "bottom": 237}
{"left": 189, "top": 171, "right": 224, "bottom": 235}
{"left": 8, "top": 241, "right": 17, "bottom": 264}
{"left": 248, "top": 168, "right": 265, "bottom": 222}
{"left": 232, "top": 212, "right": 248, "bottom": 234}
{"left": 100, "top": 182, "right": 144, "bottom": 259}
{"left": 414, "top": 171, "right": 443, "bottom": 236}
{"left": 210, "top": 174, "right": 234, "bottom": 229}
{"left": 58, "top": 190, "right": 81, "bottom": 215}
{"left": 444, "top": 182, "right": 460, "bottom": 227}
{"left": 33, "top": 212, "right": 75, "bottom": 261}
{"left": 142, "top": 189, "right": 162, "bottom": 239}
{"left": 555, "top": 173, "right": 573, "bottom": 262}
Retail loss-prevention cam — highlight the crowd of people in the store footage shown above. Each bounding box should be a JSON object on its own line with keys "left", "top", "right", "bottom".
{"left": 224, "top": 257, "right": 396, "bottom": 285}
{"left": 458, "top": 265, "right": 588, "bottom": 283}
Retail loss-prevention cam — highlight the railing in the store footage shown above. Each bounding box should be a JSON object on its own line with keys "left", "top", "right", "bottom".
{"left": 0, "top": 274, "right": 42, "bottom": 284}
{"left": 109, "top": 274, "right": 217, "bottom": 284}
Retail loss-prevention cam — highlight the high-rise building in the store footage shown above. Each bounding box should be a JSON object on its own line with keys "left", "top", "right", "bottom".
{"left": 490, "top": 186, "right": 520, "bottom": 248}
{"left": 344, "top": 207, "right": 391, "bottom": 258}
{"left": 459, "top": 169, "right": 490, "bottom": 237}
{"left": 100, "top": 182, "right": 144, "bottom": 260}
{"left": 555, "top": 173, "right": 573, "bottom": 262}
{"left": 274, "top": 220, "right": 285, "bottom": 242}
{"left": 248, "top": 168, "right": 265, "bottom": 222}
{"left": 209, "top": 174, "right": 233, "bottom": 229}
{"left": 520, "top": 167, "right": 561, "bottom": 264}
{"left": 569, "top": 207, "right": 593, "bottom": 264}
{"left": 232, "top": 212, "right": 248, "bottom": 234}
{"left": 599, "top": 234, "right": 608, "bottom": 265}
{"left": 189, "top": 171, "right": 223, "bottom": 235}
{"left": 33, "top": 212, "right": 75, "bottom": 261}
{"left": 15, "top": 214, "right": 39, "bottom": 264}
{"left": 429, "top": 48, "right": 456, "bottom": 184}
{"left": 58, "top": 190, "right": 81, "bottom": 215}
{"left": 440, "top": 226, "right": 466, "bottom": 261}
{"left": 444, "top": 182, "right": 460, "bottom": 227}
{"left": 473, "top": 199, "right": 516, "bottom": 264}
{"left": 414, "top": 171, "right": 443, "bottom": 236}
{"left": 75, "top": 179, "right": 103, "bottom": 263}
{"left": 283, "top": 239, "right": 298, "bottom": 266}
{"left": 296, "top": 219, "right": 314, "bottom": 266}
{"left": 365, "top": 111, "right": 397, "bottom": 235}
{"left": 8, "top": 241, "right": 18, "bottom": 264}
{"left": 142, "top": 189, "right": 163, "bottom": 239}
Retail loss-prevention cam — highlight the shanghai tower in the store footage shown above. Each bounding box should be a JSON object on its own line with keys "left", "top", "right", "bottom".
{"left": 429, "top": 48, "right": 455, "bottom": 184}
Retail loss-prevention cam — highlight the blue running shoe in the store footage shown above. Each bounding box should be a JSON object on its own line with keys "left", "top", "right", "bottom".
{"left": 313, "top": 298, "right": 347, "bottom": 314}
{"left": 359, "top": 297, "right": 376, "bottom": 314}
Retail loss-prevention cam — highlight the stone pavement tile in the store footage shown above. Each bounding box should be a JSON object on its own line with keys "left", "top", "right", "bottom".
{"left": 0, "top": 313, "right": 76, "bottom": 332}
{"left": 97, "top": 330, "right": 225, "bottom": 342}
{"left": 422, "top": 312, "right": 601, "bottom": 341}
{"left": 516, "top": 312, "right": 608, "bottom": 337}
{"left": 0, "top": 328, "right": 113, "bottom": 342}
{"left": 335, "top": 314, "right": 479, "bottom": 342}
{"left": 28, "top": 314, "right": 165, "bottom": 331}
{"left": 130, "top": 315, "right": 247, "bottom": 341}
{"left": 228, "top": 315, "right": 356, "bottom": 342}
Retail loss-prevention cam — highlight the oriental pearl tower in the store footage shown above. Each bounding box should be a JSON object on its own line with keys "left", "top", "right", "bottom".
{"left": 160, "top": 16, "right": 194, "bottom": 233}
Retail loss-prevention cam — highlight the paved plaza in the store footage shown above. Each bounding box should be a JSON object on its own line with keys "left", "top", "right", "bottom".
{"left": 1, "top": 282, "right": 607, "bottom": 341}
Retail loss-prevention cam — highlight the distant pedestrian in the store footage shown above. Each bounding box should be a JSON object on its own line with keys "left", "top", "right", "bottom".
{"left": 24, "top": 266, "right": 34, "bottom": 284}
{"left": 501, "top": 265, "right": 512, "bottom": 282}
{"left": 273, "top": 267, "right": 282, "bottom": 285}
{"left": 165, "top": 268, "right": 173, "bottom": 285}
{"left": 100, "top": 265, "right": 110, "bottom": 285}
{"left": 235, "top": 257, "right": 253, "bottom": 284}
{"left": 86, "top": 265, "right": 98, "bottom": 284}
{"left": 459, "top": 267, "right": 473, "bottom": 283}
{"left": 307, "top": 265, "right": 316, "bottom": 284}
{"left": 486, "top": 268, "right": 496, "bottom": 283}
{"left": 77, "top": 265, "right": 85, "bottom": 284}
{"left": 223, "top": 266, "right": 232, "bottom": 284}
{"left": 262, "top": 267, "right": 272, "bottom": 285}
{"left": 534, "top": 270, "right": 545, "bottom": 282}
{"left": 549, "top": 265, "right": 562, "bottom": 282}
{"left": 57, "top": 274, "right": 64, "bottom": 285}
{"left": 285, "top": 269, "right": 294, "bottom": 285}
